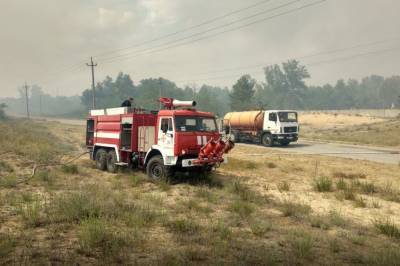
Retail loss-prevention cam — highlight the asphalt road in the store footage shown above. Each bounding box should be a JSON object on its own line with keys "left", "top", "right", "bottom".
{"left": 239, "top": 140, "right": 400, "bottom": 165}
{"left": 38, "top": 117, "right": 400, "bottom": 165}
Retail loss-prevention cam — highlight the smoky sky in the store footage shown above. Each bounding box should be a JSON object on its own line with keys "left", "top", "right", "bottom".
{"left": 0, "top": 0, "right": 399, "bottom": 97}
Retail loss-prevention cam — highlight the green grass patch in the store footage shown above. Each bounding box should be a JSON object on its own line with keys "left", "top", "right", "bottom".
{"left": 312, "top": 176, "right": 333, "bottom": 192}
{"left": 78, "top": 217, "right": 135, "bottom": 259}
{"left": 278, "top": 200, "right": 312, "bottom": 218}
{"left": 229, "top": 200, "right": 255, "bottom": 218}
{"left": 0, "top": 174, "right": 17, "bottom": 188}
{"left": 61, "top": 164, "right": 79, "bottom": 174}
{"left": 166, "top": 218, "right": 201, "bottom": 235}
{"left": 373, "top": 218, "right": 400, "bottom": 239}
{"left": 0, "top": 161, "right": 14, "bottom": 173}
{"left": 287, "top": 230, "right": 314, "bottom": 261}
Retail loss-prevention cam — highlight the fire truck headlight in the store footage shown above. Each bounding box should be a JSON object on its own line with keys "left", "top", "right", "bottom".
{"left": 182, "top": 149, "right": 186, "bottom": 155}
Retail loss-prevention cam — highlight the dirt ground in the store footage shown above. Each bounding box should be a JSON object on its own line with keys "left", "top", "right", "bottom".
{"left": 1, "top": 120, "right": 400, "bottom": 265}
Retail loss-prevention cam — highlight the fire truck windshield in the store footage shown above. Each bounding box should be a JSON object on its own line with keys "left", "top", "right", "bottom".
{"left": 175, "top": 116, "right": 218, "bottom": 132}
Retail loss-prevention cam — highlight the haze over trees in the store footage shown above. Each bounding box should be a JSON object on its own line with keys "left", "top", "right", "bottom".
{"left": 2, "top": 60, "right": 400, "bottom": 118}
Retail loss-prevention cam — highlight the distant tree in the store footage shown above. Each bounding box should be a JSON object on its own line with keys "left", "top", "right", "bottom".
{"left": 380, "top": 76, "right": 400, "bottom": 108}
{"left": 264, "top": 60, "right": 310, "bottom": 109}
{"left": 0, "top": 103, "right": 7, "bottom": 120}
{"left": 81, "top": 72, "right": 136, "bottom": 110}
{"left": 230, "top": 75, "right": 256, "bottom": 111}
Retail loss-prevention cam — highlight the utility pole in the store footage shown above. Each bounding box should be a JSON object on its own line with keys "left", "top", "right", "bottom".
{"left": 86, "top": 57, "right": 98, "bottom": 109}
{"left": 24, "top": 82, "right": 30, "bottom": 119}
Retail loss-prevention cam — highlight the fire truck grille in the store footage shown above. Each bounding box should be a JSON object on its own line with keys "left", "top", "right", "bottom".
{"left": 284, "top": 127, "right": 297, "bottom": 133}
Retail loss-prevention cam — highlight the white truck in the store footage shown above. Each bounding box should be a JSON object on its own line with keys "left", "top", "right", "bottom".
{"left": 223, "top": 110, "right": 299, "bottom": 146}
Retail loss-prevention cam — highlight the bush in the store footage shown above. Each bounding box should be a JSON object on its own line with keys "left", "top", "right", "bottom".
{"left": 335, "top": 178, "right": 347, "bottom": 190}
{"left": 374, "top": 218, "right": 400, "bottom": 239}
{"left": 0, "top": 161, "right": 14, "bottom": 173}
{"left": 166, "top": 219, "right": 200, "bottom": 235}
{"left": 229, "top": 200, "right": 255, "bottom": 218}
{"left": 78, "top": 218, "right": 133, "bottom": 259}
{"left": 0, "top": 232, "right": 16, "bottom": 258}
{"left": 19, "top": 199, "right": 44, "bottom": 227}
{"left": 0, "top": 174, "right": 17, "bottom": 188}
{"left": 228, "top": 179, "right": 265, "bottom": 203}
{"left": 359, "top": 182, "right": 376, "bottom": 194}
{"left": 61, "top": 164, "right": 79, "bottom": 174}
{"left": 48, "top": 185, "right": 131, "bottom": 223}
{"left": 250, "top": 220, "right": 272, "bottom": 236}
{"left": 312, "top": 176, "right": 333, "bottom": 192}
{"left": 287, "top": 230, "right": 314, "bottom": 261}
{"left": 277, "top": 181, "right": 290, "bottom": 192}
{"left": 279, "top": 200, "right": 312, "bottom": 218}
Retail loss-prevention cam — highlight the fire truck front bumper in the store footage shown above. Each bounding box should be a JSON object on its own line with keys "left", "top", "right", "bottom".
{"left": 181, "top": 157, "right": 225, "bottom": 168}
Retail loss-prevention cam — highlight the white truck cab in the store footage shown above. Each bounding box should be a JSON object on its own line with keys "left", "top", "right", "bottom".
{"left": 261, "top": 110, "right": 299, "bottom": 146}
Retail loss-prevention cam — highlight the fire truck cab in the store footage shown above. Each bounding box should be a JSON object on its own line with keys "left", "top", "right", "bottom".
{"left": 86, "top": 98, "right": 234, "bottom": 180}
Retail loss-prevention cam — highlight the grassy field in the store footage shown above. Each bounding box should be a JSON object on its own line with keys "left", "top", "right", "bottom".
{"left": 300, "top": 112, "right": 400, "bottom": 147}
{"left": 1, "top": 119, "right": 400, "bottom": 265}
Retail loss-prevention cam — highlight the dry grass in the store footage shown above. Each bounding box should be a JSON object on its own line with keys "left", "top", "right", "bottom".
{"left": 1, "top": 119, "right": 400, "bottom": 265}
{"left": 300, "top": 112, "right": 400, "bottom": 147}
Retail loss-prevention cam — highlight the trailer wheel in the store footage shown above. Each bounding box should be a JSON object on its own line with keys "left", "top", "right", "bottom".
{"left": 261, "top": 133, "right": 274, "bottom": 147}
{"left": 146, "top": 155, "right": 173, "bottom": 181}
{"left": 106, "top": 150, "right": 118, "bottom": 173}
{"left": 95, "top": 149, "right": 107, "bottom": 171}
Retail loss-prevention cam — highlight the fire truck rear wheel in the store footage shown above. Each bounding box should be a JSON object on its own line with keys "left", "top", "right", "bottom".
{"left": 146, "top": 155, "right": 173, "bottom": 181}
{"left": 106, "top": 150, "right": 118, "bottom": 173}
{"left": 95, "top": 149, "right": 107, "bottom": 171}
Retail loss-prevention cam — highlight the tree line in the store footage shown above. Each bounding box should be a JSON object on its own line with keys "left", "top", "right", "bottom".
{"left": 2, "top": 60, "right": 400, "bottom": 118}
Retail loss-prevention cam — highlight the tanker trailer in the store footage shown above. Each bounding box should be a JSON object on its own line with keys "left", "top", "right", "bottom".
{"left": 223, "top": 110, "right": 299, "bottom": 147}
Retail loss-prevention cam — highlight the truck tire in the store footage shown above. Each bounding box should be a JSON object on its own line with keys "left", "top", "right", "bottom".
{"left": 106, "top": 150, "right": 118, "bottom": 173}
{"left": 95, "top": 149, "right": 107, "bottom": 171}
{"left": 146, "top": 155, "right": 173, "bottom": 181}
{"left": 261, "top": 133, "right": 274, "bottom": 147}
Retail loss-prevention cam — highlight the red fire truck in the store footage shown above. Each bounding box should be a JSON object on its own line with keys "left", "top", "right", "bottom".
{"left": 86, "top": 98, "right": 234, "bottom": 180}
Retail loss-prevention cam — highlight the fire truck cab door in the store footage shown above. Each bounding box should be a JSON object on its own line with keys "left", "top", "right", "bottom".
{"left": 158, "top": 117, "right": 174, "bottom": 155}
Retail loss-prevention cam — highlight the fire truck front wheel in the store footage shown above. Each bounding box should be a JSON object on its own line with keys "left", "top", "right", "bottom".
{"left": 107, "top": 150, "right": 118, "bottom": 173}
{"left": 95, "top": 149, "right": 107, "bottom": 171}
{"left": 146, "top": 155, "right": 173, "bottom": 181}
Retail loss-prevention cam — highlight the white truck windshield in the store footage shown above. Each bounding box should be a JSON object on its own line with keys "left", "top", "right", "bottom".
{"left": 278, "top": 112, "right": 298, "bottom": 122}
{"left": 175, "top": 116, "right": 217, "bottom": 132}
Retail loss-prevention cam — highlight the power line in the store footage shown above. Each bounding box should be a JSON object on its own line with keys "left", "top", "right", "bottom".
{"left": 34, "top": 0, "right": 276, "bottom": 84}
{"left": 93, "top": 0, "right": 274, "bottom": 59}
{"left": 101, "top": 0, "right": 326, "bottom": 65}
{"left": 173, "top": 45, "right": 400, "bottom": 83}
{"left": 146, "top": 37, "right": 400, "bottom": 80}
{"left": 99, "top": 0, "right": 302, "bottom": 62}
{"left": 33, "top": 0, "right": 324, "bottom": 89}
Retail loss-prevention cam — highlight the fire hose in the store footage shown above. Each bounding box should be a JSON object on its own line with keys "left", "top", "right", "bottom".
{"left": 0, "top": 151, "right": 90, "bottom": 185}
